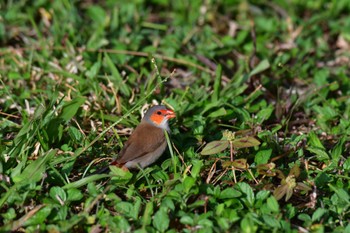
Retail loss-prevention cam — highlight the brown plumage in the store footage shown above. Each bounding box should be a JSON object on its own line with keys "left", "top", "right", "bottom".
{"left": 110, "top": 105, "right": 175, "bottom": 169}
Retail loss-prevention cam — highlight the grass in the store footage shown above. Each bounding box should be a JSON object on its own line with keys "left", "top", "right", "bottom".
{"left": 1, "top": 0, "right": 350, "bottom": 232}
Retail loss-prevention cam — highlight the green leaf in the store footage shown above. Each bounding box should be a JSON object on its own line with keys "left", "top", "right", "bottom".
{"left": 153, "top": 207, "right": 170, "bottom": 232}
{"left": 249, "top": 59, "right": 270, "bottom": 77}
{"left": 312, "top": 208, "right": 327, "bottom": 222}
{"left": 232, "top": 137, "right": 260, "bottom": 149}
{"left": 23, "top": 206, "right": 52, "bottom": 226}
{"left": 182, "top": 176, "right": 196, "bottom": 193}
{"left": 190, "top": 159, "right": 203, "bottom": 178}
{"left": 307, "top": 147, "right": 329, "bottom": 161}
{"left": 201, "top": 140, "right": 229, "bottom": 155}
{"left": 237, "top": 183, "right": 255, "bottom": 206}
{"left": 216, "top": 217, "right": 230, "bottom": 230}
{"left": 329, "top": 185, "right": 350, "bottom": 205}
{"left": 142, "top": 201, "right": 154, "bottom": 228}
{"left": 240, "top": 214, "right": 257, "bottom": 233}
{"left": 298, "top": 213, "right": 311, "bottom": 225}
{"left": 63, "top": 174, "right": 110, "bottom": 189}
{"left": 104, "top": 53, "right": 130, "bottom": 97}
{"left": 68, "top": 126, "right": 83, "bottom": 142}
{"left": 266, "top": 196, "right": 279, "bottom": 213}
{"left": 113, "top": 216, "right": 130, "bottom": 232}
{"left": 59, "top": 97, "right": 85, "bottom": 122}
{"left": 110, "top": 166, "right": 133, "bottom": 183}
{"left": 67, "top": 189, "right": 84, "bottom": 202}
{"left": 180, "top": 215, "right": 193, "bottom": 225}
{"left": 208, "top": 107, "right": 227, "bottom": 118}
{"left": 50, "top": 186, "right": 67, "bottom": 204}
{"left": 131, "top": 197, "right": 142, "bottom": 220}
{"left": 219, "top": 188, "right": 242, "bottom": 199}
{"left": 308, "top": 131, "right": 325, "bottom": 149}
{"left": 13, "top": 149, "right": 56, "bottom": 184}
{"left": 115, "top": 202, "right": 134, "bottom": 218}
{"left": 331, "top": 137, "right": 346, "bottom": 160}
{"left": 255, "top": 149, "right": 272, "bottom": 165}
{"left": 262, "top": 214, "right": 281, "bottom": 228}
{"left": 212, "top": 64, "right": 222, "bottom": 102}
{"left": 1, "top": 208, "right": 16, "bottom": 221}
{"left": 255, "top": 104, "right": 274, "bottom": 123}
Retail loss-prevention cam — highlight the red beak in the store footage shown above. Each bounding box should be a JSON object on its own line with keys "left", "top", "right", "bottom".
{"left": 165, "top": 109, "right": 176, "bottom": 119}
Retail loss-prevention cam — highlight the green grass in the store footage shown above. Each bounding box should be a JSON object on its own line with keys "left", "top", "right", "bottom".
{"left": 1, "top": 0, "right": 350, "bottom": 232}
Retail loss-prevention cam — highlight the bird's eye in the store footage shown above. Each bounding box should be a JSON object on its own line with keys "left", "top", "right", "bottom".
{"left": 156, "top": 111, "right": 162, "bottom": 115}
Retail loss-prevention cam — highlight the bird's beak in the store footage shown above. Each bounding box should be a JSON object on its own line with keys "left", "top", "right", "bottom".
{"left": 165, "top": 109, "right": 176, "bottom": 119}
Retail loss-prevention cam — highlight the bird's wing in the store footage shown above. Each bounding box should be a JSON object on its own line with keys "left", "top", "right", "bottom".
{"left": 116, "top": 123, "right": 166, "bottom": 164}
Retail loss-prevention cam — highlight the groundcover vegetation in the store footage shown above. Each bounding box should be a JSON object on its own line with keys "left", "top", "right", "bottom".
{"left": 0, "top": 0, "right": 350, "bottom": 232}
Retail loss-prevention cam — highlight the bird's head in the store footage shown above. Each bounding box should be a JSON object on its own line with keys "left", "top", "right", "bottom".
{"left": 143, "top": 105, "right": 176, "bottom": 130}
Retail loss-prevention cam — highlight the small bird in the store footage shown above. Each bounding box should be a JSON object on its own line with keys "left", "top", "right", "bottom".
{"left": 110, "top": 105, "right": 176, "bottom": 169}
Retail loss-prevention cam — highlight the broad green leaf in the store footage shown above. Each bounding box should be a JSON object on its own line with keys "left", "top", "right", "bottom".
{"left": 161, "top": 198, "right": 175, "bottom": 211}
{"left": 313, "top": 105, "right": 338, "bottom": 121}
{"left": 266, "top": 196, "right": 279, "bottom": 213}
{"left": 232, "top": 137, "right": 260, "bottom": 149}
{"left": 110, "top": 166, "right": 133, "bottom": 183}
{"left": 67, "top": 189, "right": 84, "bottom": 201}
{"left": 312, "top": 208, "right": 327, "bottom": 222}
{"left": 13, "top": 149, "right": 56, "bottom": 184}
{"left": 131, "top": 197, "right": 142, "bottom": 220}
{"left": 308, "top": 131, "right": 325, "bottom": 149}
{"left": 315, "top": 172, "right": 331, "bottom": 187}
{"left": 255, "top": 149, "right": 272, "bottom": 165}
{"left": 68, "top": 126, "right": 83, "bottom": 142}
{"left": 153, "top": 207, "right": 170, "bottom": 232}
{"left": 59, "top": 97, "right": 86, "bottom": 122}
{"left": 142, "top": 201, "right": 154, "bottom": 227}
{"left": 262, "top": 214, "right": 281, "bottom": 228}
{"left": 191, "top": 159, "right": 203, "bottom": 178}
{"left": 180, "top": 215, "right": 193, "bottom": 225}
{"left": 255, "top": 104, "right": 274, "bottom": 123}
{"left": 50, "top": 186, "right": 67, "bottom": 204}
{"left": 219, "top": 188, "right": 242, "bottom": 199}
{"left": 201, "top": 140, "right": 229, "bottom": 155}
{"left": 331, "top": 137, "right": 346, "bottom": 160}
{"left": 237, "top": 182, "right": 254, "bottom": 206}
{"left": 240, "top": 214, "right": 257, "bottom": 233}
{"left": 329, "top": 185, "right": 350, "bottom": 205}
{"left": 113, "top": 216, "right": 130, "bottom": 232}
{"left": 182, "top": 176, "right": 196, "bottom": 193}
{"left": 256, "top": 190, "right": 270, "bottom": 202}
{"left": 115, "top": 202, "right": 134, "bottom": 218}
{"left": 307, "top": 147, "right": 329, "bottom": 161}
{"left": 1, "top": 208, "right": 16, "bottom": 221}
{"left": 216, "top": 217, "right": 230, "bottom": 230}
{"left": 298, "top": 213, "right": 312, "bottom": 224}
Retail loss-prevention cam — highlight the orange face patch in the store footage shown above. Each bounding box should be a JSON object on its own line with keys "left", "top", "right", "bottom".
{"left": 150, "top": 112, "right": 166, "bottom": 125}
{"left": 150, "top": 109, "right": 176, "bottom": 125}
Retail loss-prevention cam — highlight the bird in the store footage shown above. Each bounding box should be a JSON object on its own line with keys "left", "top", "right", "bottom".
{"left": 109, "top": 105, "right": 176, "bottom": 170}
